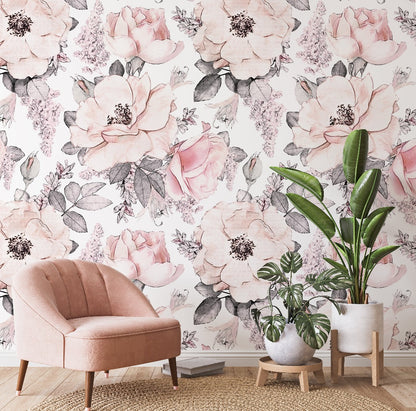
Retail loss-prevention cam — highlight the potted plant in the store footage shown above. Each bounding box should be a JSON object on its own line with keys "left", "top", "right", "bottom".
{"left": 252, "top": 250, "right": 351, "bottom": 365}
{"left": 270, "top": 129, "right": 399, "bottom": 353}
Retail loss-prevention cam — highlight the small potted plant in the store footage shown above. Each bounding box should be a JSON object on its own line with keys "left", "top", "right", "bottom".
{"left": 270, "top": 129, "right": 400, "bottom": 354}
{"left": 252, "top": 250, "right": 351, "bottom": 365}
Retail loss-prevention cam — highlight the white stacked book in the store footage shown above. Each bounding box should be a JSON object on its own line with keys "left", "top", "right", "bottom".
{"left": 162, "top": 358, "right": 225, "bottom": 378}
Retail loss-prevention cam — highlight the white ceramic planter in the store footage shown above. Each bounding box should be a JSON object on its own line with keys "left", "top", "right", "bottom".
{"left": 264, "top": 323, "right": 315, "bottom": 365}
{"left": 331, "top": 302, "right": 383, "bottom": 354}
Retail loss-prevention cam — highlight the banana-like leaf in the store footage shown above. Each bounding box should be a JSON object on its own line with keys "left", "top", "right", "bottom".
{"left": 278, "top": 283, "right": 304, "bottom": 309}
{"left": 334, "top": 242, "right": 353, "bottom": 265}
{"left": 306, "top": 269, "right": 353, "bottom": 291}
{"left": 362, "top": 207, "right": 394, "bottom": 247}
{"left": 280, "top": 251, "right": 303, "bottom": 274}
{"left": 340, "top": 217, "right": 358, "bottom": 244}
{"left": 323, "top": 257, "right": 348, "bottom": 274}
{"left": 286, "top": 193, "right": 335, "bottom": 239}
{"left": 270, "top": 167, "right": 324, "bottom": 201}
{"left": 257, "top": 262, "right": 287, "bottom": 283}
{"left": 295, "top": 312, "right": 331, "bottom": 349}
{"left": 362, "top": 245, "right": 400, "bottom": 268}
{"left": 343, "top": 129, "right": 369, "bottom": 184}
{"left": 350, "top": 169, "right": 381, "bottom": 219}
{"left": 261, "top": 315, "right": 286, "bottom": 342}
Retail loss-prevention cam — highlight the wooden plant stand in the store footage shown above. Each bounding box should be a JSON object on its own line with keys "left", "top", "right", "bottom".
{"left": 330, "top": 329, "right": 384, "bottom": 387}
{"left": 256, "top": 356, "right": 325, "bottom": 392}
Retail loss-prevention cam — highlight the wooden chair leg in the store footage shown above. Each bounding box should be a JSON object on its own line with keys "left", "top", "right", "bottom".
{"left": 85, "top": 371, "right": 95, "bottom": 411}
{"left": 168, "top": 357, "right": 178, "bottom": 389}
{"left": 16, "top": 359, "right": 29, "bottom": 396}
{"left": 330, "top": 330, "right": 339, "bottom": 383}
{"left": 371, "top": 331, "right": 380, "bottom": 387}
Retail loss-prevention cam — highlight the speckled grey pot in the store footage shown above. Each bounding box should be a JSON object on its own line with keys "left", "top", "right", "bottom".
{"left": 264, "top": 323, "right": 315, "bottom": 365}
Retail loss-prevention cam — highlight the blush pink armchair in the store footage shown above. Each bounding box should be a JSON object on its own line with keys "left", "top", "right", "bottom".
{"left": 12, "top": 259, "right": 181, "bottom": 410}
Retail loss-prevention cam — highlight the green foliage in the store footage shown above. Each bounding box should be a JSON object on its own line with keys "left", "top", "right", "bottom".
{"left": 271, "top": 129, "right": 399, "bottom": 304}
{"left": 252, "top": 251, "right": 349, "bottom": 349}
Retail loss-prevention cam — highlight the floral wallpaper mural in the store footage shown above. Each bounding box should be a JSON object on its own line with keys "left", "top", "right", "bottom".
{"left": 0, "top": 0, "right": 415, "bottom": 354}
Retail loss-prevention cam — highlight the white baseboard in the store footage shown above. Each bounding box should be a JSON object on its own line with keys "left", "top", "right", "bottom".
{"left": 1, "top": 350, "right": 415, "bottom": 368}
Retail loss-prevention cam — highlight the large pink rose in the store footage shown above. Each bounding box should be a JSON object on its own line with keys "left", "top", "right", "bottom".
{"left": 0, "top": 201, "right": 72, "bottom": 286}
{"left": 0, "top": 0, "right": 72, "bottom": 79}
{"left": 165, "top": 133, "right": 227, "bottom": 200}
{"left": 193, "top": 201, "right": 293, "bottom": 302}
{"left": 389, "top": 139, "right": 416, "bottom": 200}
{"left": 293, "top": 74, "right": 399, "bottom": 172}
{"left": 105, "top": 229, "right": 184, "bottom": 287}
{"left": 104, "top": 6, "right": 183, "bottom": 63}
{"left": 327, "top": 7, "right": 406, "bottom": 65}
{"left": 193, "top": 0, "right": 294, "bottom": 80}
{"left": 70, "top": 74, "right": 177, "bottom": 172}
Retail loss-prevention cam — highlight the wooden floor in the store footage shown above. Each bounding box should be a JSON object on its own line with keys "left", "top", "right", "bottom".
{"left": 0, "top": 366, "right": 415, "bottom": 410}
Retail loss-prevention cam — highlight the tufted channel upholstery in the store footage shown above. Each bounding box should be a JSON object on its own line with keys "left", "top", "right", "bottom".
{"left": 12, "top": 259, "right": 181, "bottom": 410}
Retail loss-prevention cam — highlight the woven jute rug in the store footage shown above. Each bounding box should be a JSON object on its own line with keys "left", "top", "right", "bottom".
{"left": 31, "top": 376, "right": 396, "bottom": 411}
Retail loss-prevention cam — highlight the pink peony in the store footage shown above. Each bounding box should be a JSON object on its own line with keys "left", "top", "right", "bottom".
{"left": 70, "top": 74, "right": 177, "bottom": 172}
{"left": 0, "top": 0, "right": 72, "bottom": 79}
{"left": 193, "top": 0, "right": 294, "bottom": 80}
{"left": 165, "top": 133, "right": 227, "bottom": 200}
{"left": 389, "top": 139, "right": 416, "bottom": 200}
{"left": 0, "top": 201, "right": 72, "bottom": 286}
{"left": 193, "top": 201, "right": 293, "bottom": 302}
{"left": 293, "top": 74, "right": 399, "bottom": 172}
{"left": 327, "top": 7, "right": 406, "bottom": 65}
{"left": 104, "top": 6, "right": 183, "bottom": 63}
{"left": 104, "top": 229, "right": 184, "bottom": 287}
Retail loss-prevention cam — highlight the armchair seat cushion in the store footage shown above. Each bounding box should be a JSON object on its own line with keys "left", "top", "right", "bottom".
{"left": 64, "top": 316, "right": 180, "bottom": 371}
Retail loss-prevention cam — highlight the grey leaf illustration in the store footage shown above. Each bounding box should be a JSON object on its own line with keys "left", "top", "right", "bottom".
{"left": 194, "top": 74, "right": 222, "bottom": 102}
{"left": 194, "top": 282, "right": 221, "bottom": 298}
{"left": 14, "top": 79, "right": 29, "bottom": 97}
{"left": 271, "top": 191, "right": 289, "bottom": 213}
{"left": 80, "top": 182, "right": 106, "bottom": 197}
{"left": 378, "top": 175, "right": 388, "bottom": 199}
{"left": 229, "top": 146, "right": 247, "bottom": 162}
{"left": 236, "top": 79, "right": 251, "bottom": 98}
{"left": 134, "top": 168, "right": 151, "bottom": 207}
{"left": 348, "top": 57, "right": 368, "bottom": 77}
{"left": 224, "top": 73, "right": 238, "bottom": 93}
{"left": 2, "top": 295, "right": 13, "bottom": 315}
{"left": 139, "top": 157, "right": 163, "bottom": 171}
{"left": 148, "top": 172, "right": 165, "bottom": 197}
{"left": 64, "top": 111, "right": 77, "bottom": 127}
{"left": 64, "top": 0, "right": 88, "bottom": 10}
{"left": 64, "top": 182, "right": 81, "bottom": 203}
{"left": 76, "top": 195, "right": 112, "bottom": 211}
{"left": 48, "top": 190, "right": 66, "bottom": 213}
{"left": 194, "top": 296, "right": 222, "bottom": 325}
{"left": 286, "top": 0, "right": 310, "bottom": 10}
{"left": 249, "top": 79, "right": 272, "bottom": 101}
{"left": 332, "top": 60, "right": 347, "bottom": 77}
{"left": 61, "top": 141, "right": 81, "bottom": 155}
{"left": 109, "top": 60, "right": 125, "bottom": 77}
{"left": 27, "top": 78, "right": 50, "bottom": 100}
{"left": 195, "top": 59, "right": 221, "bottom": 75}
{"left": 72, "top": 76, "right": 95, "bottom": 104}
{"left": 109, "top": 162, "right": 131, "bottom": 184}
{"left": 6, "top": 146, "right": 25, "bottom": 162}
{"left": 77, "top": 147, "right": 87, "bottom": 165}
{"left": 2, "top": 73, "right": 15, "bottom": 93}
{"left": 285, "top": 211, "right": 310, "bottom": 234}
{"left": 295, "top": 77, "right": 317, "bottom": 104}
{"left": 293, "top": 18, "right": 301, "bottom": 31}
{"left": 70, "top": 240, "right": 79, "bottom": 254}
{"left": 63, "top": 210, "right": 88, "bottom": 233}
{"left": 224, "top": 296, "right": 237, "bottom": 316}
{"left": 70, "top": 17, "right": 79, "bottom": 30}
{"left": 284, "top": 142, "right": 303, "bottom": 156}
{"left": 331, "top": 164, "right": 346, "bottom": 185}
{"left": 126, "top": 56, "right": 145, "bottom": 76}
{"left": 286, "top": 112, "right": 299, "bottom": 128}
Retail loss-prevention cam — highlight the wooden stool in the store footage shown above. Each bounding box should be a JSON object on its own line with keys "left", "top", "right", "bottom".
{"left": 256, "top": 356, "right": 325, "bottom": 392}
{"left": 330, "top": 329, "right": 384, "bottom": 387}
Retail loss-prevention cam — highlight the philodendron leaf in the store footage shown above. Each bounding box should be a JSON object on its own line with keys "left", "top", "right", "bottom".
{"left": 271, "top": 167, "right": 323, "bottom": 201}
{"left": 350, "top": 169, "right": 381, "bottom": 219}
{"left": 261, "top": 315, "right": 286, "bottom": 342}
{"left": 280, "top": 251, "right": 303, "bottom": 274}
{"left": 286, "top": 193, "right": 335, "bottom": 239}
{"left": 278, "top": 284, "right": 303, "bottom": 309}
{"left": 363, "top": 245, "right": 400, "bottom": 268}
{"left": 343, "top": 129, "right": 369, "bottom": 184}
{"left": 340, "top": 217, "right": 358, "bottom": 244}
{"left": 295, "top": 312, "right": 330, "bottom": 349}
{"left": 306, "top": 269, "right": 352, "bottom": 292}
{"left": 362, "top": 207, "right": 394, "bottom": 247}
{"left": 257, "top": 262, "right": 286, "bottom": 283}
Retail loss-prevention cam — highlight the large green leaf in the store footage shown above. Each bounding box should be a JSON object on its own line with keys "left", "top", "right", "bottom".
{"left": 280, "top": 251, "right": 303, "bottom": 274}
{"left": 343, "top": 129, "right": 369, "bottom": 183}
{"left": 278, "top": 283, "right": 303, "bottom": 309}
{"left": 350, "top": 169, "right": 381, "bottom": 219}
{"left": 286, "top": 193, "right": 335, "bottom": 239}
{"left": 340, "top": 217, "right": 358, "bottom": 244}
{"left": 260, "top": 315, "right": 286, "bottom": 342}
{"left": 334, "top": 242, "right": 353, "bottom": 264}
{"left": 257, "top": 262, "right": 287, "bottom": 283}
{"left": 270, "top": 167, "right": 324, "bottom": 201}
{"left": 363, "top": 245, "right": 400, "bottom": 268}
{"left": 323, "top": 257, "right": 348, "bottom": 274}
{"left": 362, "top": 207, "right": 394, "bottom": 247}
{"left": 306, "top": 269, "right": 353, "bottom": 291}
{"left": 295, "top": 312, "right": 331, "bottom": 349}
